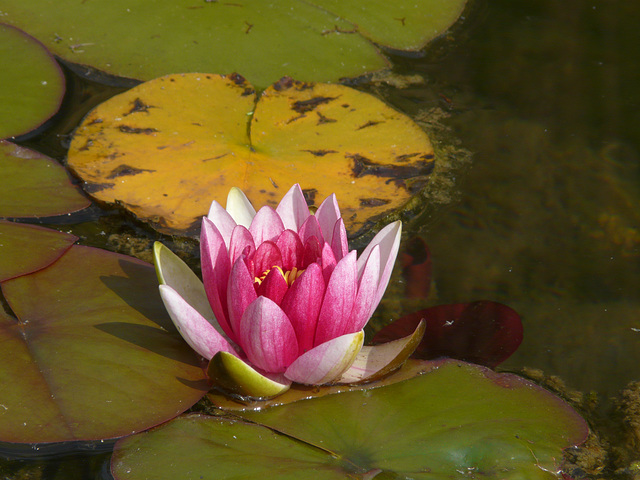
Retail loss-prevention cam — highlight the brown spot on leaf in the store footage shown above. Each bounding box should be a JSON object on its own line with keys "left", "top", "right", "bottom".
{"left": 272, "top": 77, "right": 313, "bottom": 92}
{"left": 348, "top": 153, "right": 434, "bottom": 190}
{"left": 88, "top": 118, "right": 103, "bottom": 125}
{"left": 316, "top": 111, "right": 336, "bottom": 125}
{"left": 118, "top": 125, "right": 159, "bottom": 135}
{"left": 396, "top": 153, "right": 419, "bottom": 161}
{"left": 83, "top": 183, "right": 113, "bottom": 194}
{"left": 301, "top": 188, "right": 317, "bottom": 205}
{"left": 125, "top": 98, "right": 156, "bottom": 116}
{"left": 78, "top": 139, "right": 94, "bottom": 151}
{"left": 301, "top": 149, "right": 338, "bottom": 157}
{"left": 292, "top": 96, "right": 337, "bottom": 114}
{"left": 356, "top": 120, "right": 382, "bottom": 130}
{"left": 107, "top": 164, "right": 156, "bottom": 179}
{"left": 360, "top": 198, "right": 391, "bottom": 207}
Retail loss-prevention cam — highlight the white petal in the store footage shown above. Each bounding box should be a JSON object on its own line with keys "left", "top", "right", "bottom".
{"left": 226, "top": 187, "right": 256, "bottom": 228}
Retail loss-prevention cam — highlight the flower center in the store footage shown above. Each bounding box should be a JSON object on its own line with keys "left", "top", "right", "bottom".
{"left": 254, "top": 266, "right": 304, "bottom": 287}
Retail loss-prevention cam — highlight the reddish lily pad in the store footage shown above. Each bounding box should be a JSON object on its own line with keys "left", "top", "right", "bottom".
{"left": 0, "top": 220, "right": 76, "bottom": 282}
{"left": 373, "top": 301, "right": 523, "bottom": 368}
{"left": 0, "top": 1, "right": 466, "bottom": 89}
{"left": 112, "top": 360, "right": 588, "bottom": 480}
{"left": 0, "top": 245, "right": 208, "bottom": 444}
{"left": 0, "top": 24, "right": 65, "bottom": 139}
{"left": 67, "top": 74, "right": 434, "bottom": 237}
{"left": 1, "top": 141, "right": 89, "bottom": 218}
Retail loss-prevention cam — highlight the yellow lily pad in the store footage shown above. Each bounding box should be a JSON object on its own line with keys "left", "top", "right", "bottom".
{"left": 67, "top": 74, "right": 434, "bottom": 237}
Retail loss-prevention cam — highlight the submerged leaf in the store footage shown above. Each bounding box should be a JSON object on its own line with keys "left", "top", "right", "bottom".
{"left": 68, "top": 74, "right": 434, "bottom": 237}
{"left": 112, "top": 360, "right": 587, "bottom": 480}
{"left": 373, "top": 301, "right": 524, "bottom": 368}
{"left": 0, "top": 246, "right": 208, "bottom": 444}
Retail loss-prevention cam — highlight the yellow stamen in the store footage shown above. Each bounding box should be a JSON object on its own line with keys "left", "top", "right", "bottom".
{"left": 254, "top": 266, "right": 304, "bottom": 287}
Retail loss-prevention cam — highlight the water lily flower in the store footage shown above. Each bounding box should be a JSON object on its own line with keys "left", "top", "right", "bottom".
{"left": 154, "top": 185, "right": 424, "bottom": 398}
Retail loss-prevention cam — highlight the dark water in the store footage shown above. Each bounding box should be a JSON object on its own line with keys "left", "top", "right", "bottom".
{"left": 3, "top": 0, "right": 640, "bottom": 478}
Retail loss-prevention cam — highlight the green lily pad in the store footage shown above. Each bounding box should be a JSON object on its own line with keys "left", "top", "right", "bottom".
{"left": 0, "top": 245, "right": 208, "bottom": 444}
{"left": 111, "top": 360, "right": 587, "bottom": 479}
{"left": 1, "top": 141, "right": 89, "bottom": 217}
{"left": 0, "top": 24, "right": 64, "bottom": 139}
{"left": 0, "top": 220, "right": 76, "bottom": 282}
{"left": 67, "top": 74, "right": 434, "bottom": 237}
{"left": 0, "top": 0, "right": 465, "bottom": 89}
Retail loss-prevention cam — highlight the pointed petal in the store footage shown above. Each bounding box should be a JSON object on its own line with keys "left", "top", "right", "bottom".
{"left": 320, "top": 242, "right": 336, "bottom": 285}
{"left": 276, "top": 229, "right": 305, "bottom": 271}
{"left": 238, "top": 297, "right": 298, "bottom": 373}
{"left": 350, "top": 245, "right": 381, "bottom": 333}
{"left": 159, "top": 285, "right": 239, "bottom": 360}
{"left": 280, "top": 263, "right": 325, "bottom": 354}
{"left": 226, "top": 187, "right": 256, "bottom": 228}
{"left": 314, "top": 251, "right": 357, "bottom": 345}
{"left": 208, "top": 351, "right": 291, "bottom": 399}
{"left": 200, "top": 218, "right": 234, "bottom": 341}
{"left": 249, "top": 206, "right": 285, "bottom": 244}
{"left": 154, "top": 241, "right": 217, "bottom": 329}
{"left": 256, "top": 267, "right": 289, "bottom": 305}
{"left": 276, "top": 184, "right": 310, "bottom": 231}
{"left": 298, "top": 214, "right": 324, "bottom": 245}
{"left": 229, "top": 224, "right": 255, "bottom": 266}
{"left": 315, "top": 193, "right": 341, "bottom": 240}
{"left": 284, "top": 331, "right": 364, "bottom": 385}
{"left": 227, "top": 255, "right": 258, "bottom": 336}
{"left": 337, "top": 319, "right": 425, "bottom": 384}
{"left": 357, "top": 221, "right": 402, "bottom": 316}
{"left": 331, "top": 217, "right": 349, "bottom": 261}
{"left": 253, "top": 241, "right": 283, "bottom": 277}
{"left": 207, "top": 200, "right": 236, "bottom": 248}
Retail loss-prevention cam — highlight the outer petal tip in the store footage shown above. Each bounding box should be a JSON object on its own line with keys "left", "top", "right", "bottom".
{"left": 226, "top": 187, "right": 256, "bottom": 228}
{"left": 284, "top": 331, "right": 364, "bottom": 385}
{"left": 208, "top": 351, "right": 291, "bottom": 399}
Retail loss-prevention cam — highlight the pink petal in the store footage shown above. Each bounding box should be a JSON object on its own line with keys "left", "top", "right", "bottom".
{"left": 253, "top": 241, "right": 283, "bottom": 278}
{"left": 356, "top": 221, "right": 402, "bottom": 316}
{"left": 337, "top": 320, "right": 425, "bottom": 384}
{"left": 229, "top": 225, "right": 255, "bottom": 266}
{"left": 255, "top": 268, "right": 289, "bottom": 305}
{"left": 207, "top": 200, "right": 236, "bottom": 248}
{"left": 159, "top": 285, "right": 239, "bottom": 360}
{"left": 315, "top": 193, "right": 341, "bottom": 240}
{"left": 298, "top": 215, "right": 324, "bottom": 245}
{"left": 227, "top": 255, "right": 258, "bottom": 336}
{"left": 238, "top": 297, "right": 298, "bottom": 373}
{"left": 314, "top": 251, "right": 357, "bottom": 345}
{"left": 331, "top": 218, "right": 349, "bottom": 261}
{"left": 275, "top": 184, "right": 310, "bottom": 231}
{"left": 276, "top": 229, "right": 305, "bottom": 271}
{"left": 302, "top": 236, "right": 322, "bottom": 268}
{"left": 284, "top": 331, "right": 364, "bottom": 385}
{"left": 350, "top": 245, "right": 380, "bottom": 333}
{"left": 200, "top": 217, "right": 234, "bottom": 341}
{"left": 249, "top": 206, "right": 285, "bottom": 244}
{"left": 280, "top": 263, "right": 325, "bottom": 355}
{"left": 320, "top": 242, "right": 336, "bottom": 285}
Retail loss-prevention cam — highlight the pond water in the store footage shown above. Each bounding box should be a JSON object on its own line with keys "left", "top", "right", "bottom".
{"left": 3, "top": 0, "right": 640, "bottom": 478}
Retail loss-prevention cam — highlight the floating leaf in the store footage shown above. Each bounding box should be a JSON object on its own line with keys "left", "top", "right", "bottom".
{"left": 112, "top": 360, "right": 588, "bottom": 480}
{"left": 68, "top": 74, "right": 434, "bottom": 237}
{"left": 0, "top": 245, "right": 208, "bottom": 444}
{"left": 0, "top": 24, "right": 64, "bottom": 139}
{"left": 0, "top": 1, "right": 466, "bottom": 89}
{"left": 1, "top": 141, "right": 89, "bottom": 217}
{"left": 0, "top": 220, "right": 76, "bottom": 282}
{"left": 373, "top": 301, "right": 524, "bottom": 368}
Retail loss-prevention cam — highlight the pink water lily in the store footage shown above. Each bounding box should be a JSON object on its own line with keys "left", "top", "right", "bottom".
{"left": 154, "top": 185, "right": 423, "bottom": 398}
